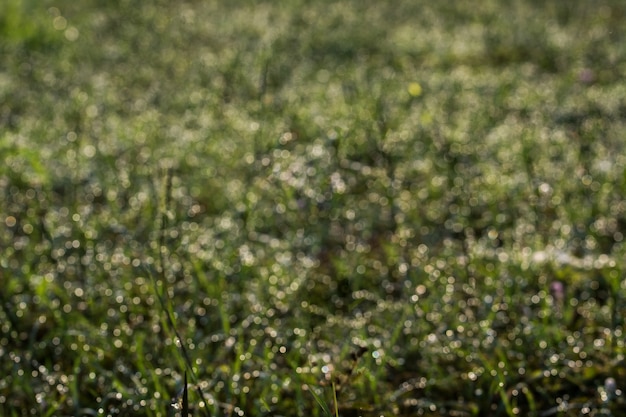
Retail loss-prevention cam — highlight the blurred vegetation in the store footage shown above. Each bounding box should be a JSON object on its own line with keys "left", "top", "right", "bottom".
{"left": 1, "top": 0, "right": 626, "bottom": 416}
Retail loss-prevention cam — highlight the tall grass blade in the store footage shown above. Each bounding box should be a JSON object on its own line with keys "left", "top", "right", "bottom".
{"left": 148, "top": 168, "right": 210, "bottom": 417}
{"left": 307, "top": 385, "right": 332, "bottom": 417}
{"left": 183, "top": 371, "right": 189, "bottom": 417}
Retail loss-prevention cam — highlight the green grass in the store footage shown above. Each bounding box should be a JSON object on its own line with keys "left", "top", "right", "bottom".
{"left": 2, "top": 0, "right": 626, "bottom": 416}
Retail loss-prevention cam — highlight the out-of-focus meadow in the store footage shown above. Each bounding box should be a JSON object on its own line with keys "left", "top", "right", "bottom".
{"left": 2, "top": 1, "right": 626, "bottom": 415}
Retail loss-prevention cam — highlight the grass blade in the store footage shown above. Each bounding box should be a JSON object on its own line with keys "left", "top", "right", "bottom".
{"left": 183, "top": 371, "right": 189, "bottom": 417}
{"left": 307, "top": 385, "right": 332, "bottom": 417}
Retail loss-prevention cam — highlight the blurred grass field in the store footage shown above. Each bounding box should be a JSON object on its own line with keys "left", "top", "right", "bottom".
{"left": 2, "top": 0, "right": 626, "bottom": 416}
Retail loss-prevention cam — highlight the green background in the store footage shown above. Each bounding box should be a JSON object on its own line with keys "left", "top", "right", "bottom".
{"left": 1, "top": 1, "right": 626, "bottom": 415}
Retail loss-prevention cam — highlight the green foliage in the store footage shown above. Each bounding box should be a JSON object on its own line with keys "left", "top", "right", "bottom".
{"left": 2, "top": 0, "right": 626, "bottom": 416}
{"left": 0, "top": 0, "right": 61, "bottom": 50}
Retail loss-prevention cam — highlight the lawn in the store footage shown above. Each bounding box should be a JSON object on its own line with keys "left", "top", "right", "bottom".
{"left": 1, "top": 0, "right": 626, "bottom": 416}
